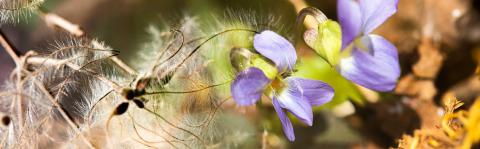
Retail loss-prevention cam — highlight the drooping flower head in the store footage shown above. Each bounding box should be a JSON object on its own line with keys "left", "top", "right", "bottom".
{"left": 230, "top": 30, "right": 334, "bottom": 141}
{"left": 336, "top": 0, "right": 400, "bottom": 91}
{"left": 304, "top": 1, "right": 400, "bottom": 92}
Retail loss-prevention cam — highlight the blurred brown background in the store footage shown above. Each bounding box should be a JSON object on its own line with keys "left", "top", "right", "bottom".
{"left": 1, "top": 0, "right": 480, "bottom": 148}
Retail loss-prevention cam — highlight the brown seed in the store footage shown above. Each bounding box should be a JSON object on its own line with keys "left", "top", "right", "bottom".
{"left": 133, "top": 99, "right": 145, "bottom": 108}
{"left": 114, "top": 102, "right": 129, "bottom": 115}
{"left": 2, "top": 116, "right": 11, "bottom": 126}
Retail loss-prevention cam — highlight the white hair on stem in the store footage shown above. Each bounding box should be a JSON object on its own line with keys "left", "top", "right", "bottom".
{"left": 0, "top": 0, "right": 44, "bottom": 24}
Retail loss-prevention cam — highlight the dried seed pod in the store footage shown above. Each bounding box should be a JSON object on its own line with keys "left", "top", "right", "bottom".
{"left": 1, "top": 115, "right": 10, "bottom": 126}
{"left": 114, "top": 102, "right": 129, "bottom": 115}
{"left": 132, "top": 99, "right": 145, "bottom": 109}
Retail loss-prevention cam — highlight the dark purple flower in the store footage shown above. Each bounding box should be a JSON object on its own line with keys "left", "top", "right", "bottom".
{"left": 231, "top": 30, "right": 334, "bottom": 141}
{"left": 337, "top": 0, "right": 400, "bottom": 91}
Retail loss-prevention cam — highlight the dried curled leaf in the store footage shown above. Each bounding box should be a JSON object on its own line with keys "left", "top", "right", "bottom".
{"left": 396, "top": 95, "right": 480, "bottom": 149}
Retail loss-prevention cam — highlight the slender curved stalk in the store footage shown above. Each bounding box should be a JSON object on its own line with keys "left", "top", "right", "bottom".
{"left": 294, "top": 7, "right": 328, "bottom": 30}
{"left": 0, "top": 31, "right": 20, "bottom": 64}
{"left": 0, "top": 30, "right": 25, "bottom": 137}
{"left": 33, "top": 80, "right": 95, "bottom": 149}
{"left": 293, "top": 7, "right": 328, "bottom": 42}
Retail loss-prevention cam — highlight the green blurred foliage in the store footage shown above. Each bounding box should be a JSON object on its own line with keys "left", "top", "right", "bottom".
{"left": 295, "top": 55, "right": 364, "bottom": 110}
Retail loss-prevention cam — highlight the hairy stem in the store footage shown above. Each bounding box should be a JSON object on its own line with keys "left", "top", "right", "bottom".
{"left": 26, "top": 56, "right": 124, "bottom": 91}
{"left": 33, "top": 80, "right": 95, "bottom": 149}
{"left": 36, "top": 8, "right": 138, "bottom": 75}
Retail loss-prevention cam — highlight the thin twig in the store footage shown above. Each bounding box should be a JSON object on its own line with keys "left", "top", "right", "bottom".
{"left": 163, "top": 29, "right": 257, "bottom": 80}
{"left": 143, "top": 108, "right": 206, "bottom": 146}
{"left": 0, "top": 30, "right": 20, "bottom": 65}
{"left": 0, "top": 30, "right": 26, "bottom": 136}
{"left": 128, "top": 113, "right": 181, "bottom": 149}
{"left": 111, "top": 56, "right": 137, "bottom": 75}
{"left": 90, "top": 41, "right": 138, "bottom": 75}
{"left": 32, "top": 80, "right": 95, "bottom": 149}
{"left": 36, "top": 8, "right": 138, "bottom": 75}
{"left": 144, "top": 80, "right": 230, "bottom": 95}
{"left": 26, "top": 56, "right": 124, "bottom": 91}
{"left": 262, "top": 129, "right": 268, "bottom": 149}
{"left": 36, "top": 9, "right": 84, "bottom": 37}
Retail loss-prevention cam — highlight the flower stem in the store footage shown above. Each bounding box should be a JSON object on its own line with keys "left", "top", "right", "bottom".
{"left": 0, "top": 30, "right": 25, "bottom": 136}
{"left": 0, "top": 30, "right": 20, "bottom": 65}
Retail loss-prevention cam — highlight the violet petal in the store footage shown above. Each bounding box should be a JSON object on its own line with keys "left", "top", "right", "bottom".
{"left": 275, "top": 86, "right": 314, "bottom": 126}
{"left": 359, "top": 0, "right": 398, "bottom": 34}
{"left": 338, "top": 0, "right": 362, "bottom": 49}
{"left": 338, "top": 35, "right": 400, "bottom": 91}
{"left": 272, "top": 98, "right": 295, "bottom": 141}
{"left": 285, "top": 77, "right": 334, "bottom": 106}
{"left": 254, "top": 30, "right": 297, "bottom": 72}
{"left": 231, "top": 67, "right": 271, "bottom": 106}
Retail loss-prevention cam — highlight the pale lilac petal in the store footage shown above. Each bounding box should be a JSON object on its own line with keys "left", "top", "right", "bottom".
{"left": 359, "top": 0, "right": 398, "bottom": 34}
{"left": 272, "top": 98, "right": 295, "bottom": 141}
{"left": 285, "top": 77, "right": 334, "bottom": 106}
{"left": 231, "top": 67, "right": 271, "bottom": 106}
{"left": 338, "top": 35, "right": 400, "bottom": 91}
{"left": 254, "top": 30, "right": 297, "bottom": 72}
{"left": 338, "top": 0, "right": 362, "bottom": 49}
{"left": 275, "top": 88, "right": 313, "bottom": 126}
{"left": 354, "top": 35, "right": 375, "bottom": 54}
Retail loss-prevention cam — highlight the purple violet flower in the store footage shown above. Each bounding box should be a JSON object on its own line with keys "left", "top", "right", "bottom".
{"left": 337, "top": 0, "right": 401, "bottom": 91}
{"left": 231, "top": 30, "right": 334, "bottom": 141}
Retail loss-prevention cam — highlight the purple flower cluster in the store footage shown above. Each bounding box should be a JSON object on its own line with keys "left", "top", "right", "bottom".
{"left": 231, "top": 31, "right": 334, "bottom": 141}
{"left": 230, "top": 0, "right": 400, "bottom": 141}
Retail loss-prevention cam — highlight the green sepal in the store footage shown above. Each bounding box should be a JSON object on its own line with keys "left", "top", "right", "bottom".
{"left": 305, "top": 20, "right": 342, "bottom": 66}
{"left": 251, "top": 56, "right": 278, "bottom": 80}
